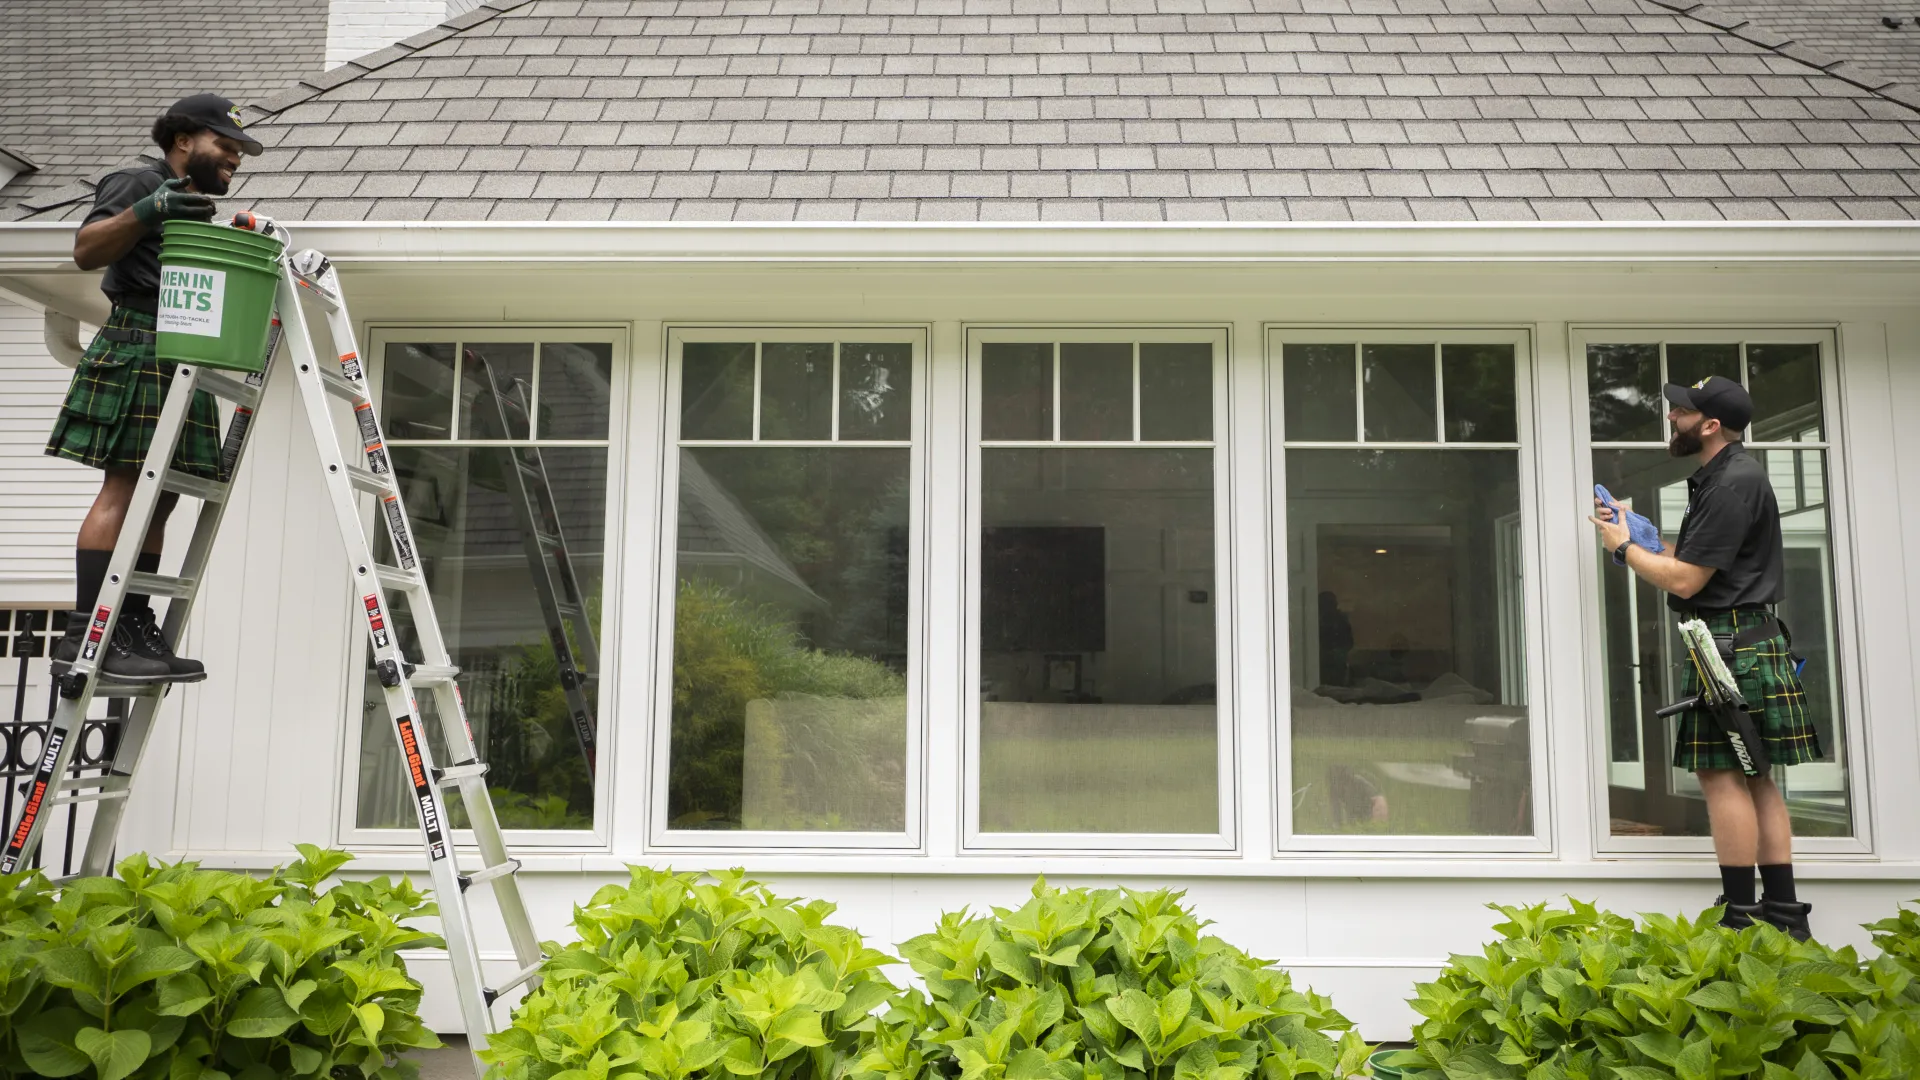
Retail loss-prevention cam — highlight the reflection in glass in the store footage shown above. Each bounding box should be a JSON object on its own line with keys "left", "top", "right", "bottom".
{"left": 982, "top": 343, "right": 1052, "bottom": 441}
{"left": 1140, "top": 343, "right": 1212, "bottom": 441}
{"left": 1666, "top": 343, "right": 1740, "bottom": 398}
{"left": 539, "top": 343, "right": 614, "bottom": 440}
{"left": 1286, "top": 450, "right": 1531, "bottom": 836}
{"left": 1059, "top": 343, "right": 1133, "bottom": 442}
{"left": 381, "top": 342, "right": 457, "bottom": 440}
{"left": 1593, "top": 449, "right": 1850, "bottom": 838}
{"left": 760, "top": 343, "right": 834, "bottom": 441}
{"left": 1441, "top": 344, "right": 1517, "bottom": 443}
{"left": 1587, "top": 343, "right": 1661, "bottom": 443}
{"left": 980, "top": 448, "right": 1217, "bottom": 834}
{"left": 840, "top": 343, "right": 912, "bottom": 442}
{"left": 1283, "top": 344, "right": 1356, "bottom": 442}
{"left": 1362, "top": 344, "right": 1437, "bottom": 442}
{"left": 682, "top": 342, "right": 755, "bottom": 440}
{"left": 358, "top": 446, "right": 607, "bottom": 831}
{"left": 668, "top": 448, "right": 910, "bottom": 832}
{"left": 458, "top": 343, "right": 534, "bottom": 440}
{"left": 1747, "top": 343, "right": 1823, "bottom": 442}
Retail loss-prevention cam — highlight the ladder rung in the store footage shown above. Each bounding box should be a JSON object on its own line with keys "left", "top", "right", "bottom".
{"left": 52, "top": 788, "right": 131, "bottom": 806}
{"left": 92, "top": 680, "right": 168, "bottom": 699}
{"left": 293, "top": 275, "right": 342, "bottom": 312}
{"left": 127, "top": 571, "right": 196, "bottom": 601}
{"left": 374, "top": 564, "right": 423, "bottom": 593}
{"left": 58, "top": 773, "right": 132, "bottom": 794}
{"left": 318, "top": 365, "right": 365, "bottom": 402}
{"left": 459, "top": 858, "right": 521, "bottom": 891}
{"left": 437, "top": 761, "right": 488, "bottom": 783}
{"left": 533, "top": 532, "right": 562, "bottom": 548}
{"left": 161, "top": 470, "right": 228, "bottom": 504}
{"left": 340, "top": 464, "right": 392, "bottom": 496}
{"left": 194, "top": 369, "right": 264, "bottom": 407}
{"left": 485, "top": 961, "right": 544, "bottom": 1004}
{"left": 409, "top": 663, "right": 460, "bottom": 685}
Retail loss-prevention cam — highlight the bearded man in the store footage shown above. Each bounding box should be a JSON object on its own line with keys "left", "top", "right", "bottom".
{"left": 46, "top": 94, "right": 260, "bottom": 683}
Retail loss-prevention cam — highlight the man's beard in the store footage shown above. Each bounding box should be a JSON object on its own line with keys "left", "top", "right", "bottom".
{"left": 184, "top": 151, "right": 230, "bottom": 195}
{"left": 1669, "top": 425, "right": 1704, "bottom": 458}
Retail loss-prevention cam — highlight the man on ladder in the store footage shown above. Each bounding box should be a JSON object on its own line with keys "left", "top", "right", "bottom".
{"left": 44, "top": 94, "right": 260, "bottom": 683}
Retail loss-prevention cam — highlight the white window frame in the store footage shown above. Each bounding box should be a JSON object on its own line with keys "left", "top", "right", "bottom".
{"left": 650, "top": 325, "right": 929, "bottom": 852}
{"left": 963, "top": 325, "right": 1237, "bottom": 853}
{"left": 342, "top": 324, "right": 629, "bottom": 851}
{"left": 1569, "top": 326, "right": 1871, "bottom": 857}
{"left": 1267, "top": 326, "right": 1555, "bottom": 855}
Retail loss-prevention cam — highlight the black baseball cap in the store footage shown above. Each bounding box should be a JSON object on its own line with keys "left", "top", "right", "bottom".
{"left": 1663, "top": 375, "right": 1753, "bottom": 432}
{"left": 162, "top": 94, "right": 263, "bottom": 156}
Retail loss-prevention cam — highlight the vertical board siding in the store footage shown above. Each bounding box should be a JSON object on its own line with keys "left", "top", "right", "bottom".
{"left": 0, "top": 299, "right": 94, "bottom": 606}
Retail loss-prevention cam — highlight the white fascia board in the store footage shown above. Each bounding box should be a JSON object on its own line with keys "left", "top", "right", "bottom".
{"left": 3, "top": 220, "right": 1920, "bottom": 270}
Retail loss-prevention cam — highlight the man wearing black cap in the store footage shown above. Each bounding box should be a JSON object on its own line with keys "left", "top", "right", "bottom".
{"left": 44, "top": 94, "right": 263, "bottom": 683}
{"left": 1590, "top": 374, "right": 1820, "bottom": 940}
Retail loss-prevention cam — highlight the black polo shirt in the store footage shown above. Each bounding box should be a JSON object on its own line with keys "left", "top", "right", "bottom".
{"left": 83, "top": 158, "right": 175, "bottom": 310}
{"left": 1667, "top": 443, "right": 1785, "bottom": 613}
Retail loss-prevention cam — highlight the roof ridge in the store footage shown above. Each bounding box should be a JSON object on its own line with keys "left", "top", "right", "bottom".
{"left": 241, "top": 0, "right": 538, "bottom": 124}
{"left": 1640, "top": 0, "right": 1920, "bottom": 114}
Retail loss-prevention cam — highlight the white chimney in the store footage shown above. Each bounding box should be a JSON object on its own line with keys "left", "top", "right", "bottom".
{"left": 325, "top": 0, "right": 453, "bottom": 70}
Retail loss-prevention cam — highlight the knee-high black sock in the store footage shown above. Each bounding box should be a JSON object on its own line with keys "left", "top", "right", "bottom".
{"left": 1759, "top": 863, "right": 1797, "bottom": 904}
{"left": 75, "top": 548, "right": 112, "bottom": 614}
{"left": 126, "top": 551, "right": 162, "bottom": 618}
{"left": 1719, "top": 865, "right": 1756, "bottom": 906}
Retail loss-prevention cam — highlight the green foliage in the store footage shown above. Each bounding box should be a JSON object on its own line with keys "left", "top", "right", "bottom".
{"left": 480, "top": 866, "right": 899, "bottom": 1080}
{"left": 0, "top": 845, "right": 442, "bottom": 1080}
{"left": 1866, "top": 901, "right": 1920, "bottom": 989}
{"left": 863, "top": 879, "right": 1371, "bottom": 1080}
{"left": 1401, "top": 898, "right": 1920, "bottom": 1080}
{"left": 669, "top": 580, "right": 908, "bottom": 828}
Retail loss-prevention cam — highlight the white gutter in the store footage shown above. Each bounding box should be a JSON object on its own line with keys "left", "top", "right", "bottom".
{"left": 2, "top": 221, "right": 1920, "bottom": 270}
{"left": 43, "top": 310, "right": 83, "bottom": 368}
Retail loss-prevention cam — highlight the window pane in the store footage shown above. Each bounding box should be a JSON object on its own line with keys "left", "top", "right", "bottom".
{"left": 1666, "top": 343, "right": 1740, "bottom": 397}
{"left": 980, "top": 448, "right": 1218, "bottom": 834}
{"left": 982, "top": 343, "right": 1053, "bottom": 441}
{"left": 1140, "top": 343, "right": 1213, "bottom": 441}
{"left": 1059, "top": 343, "right": 1134, "bottom": 442}
{"left": 1593, "top": 448, "right": 1851, "bottom": 838}
{"left": 669, "top": 447, "right": 909, "bottom": 832}
{"left": 1286, "top": 449, "right": 1530, "bottom": 836}
{"left": 840, "top": 343, "right": 912, "bottom": 442}
{"left": 1587, "top": 342, "right": 1661, "bottom": 443}
{"left": 1283, "top": 344, "right": 1356, "bottom": 442}
{"left": 681, "top": 342, "right": 755, "bottom": 441}
{"left": 1441, "top": 344, "right": 1517, "bottom": 443}
{"left": 1363, "top": 344, "right": 1437, "bottom": 442}
{"left": 458, "top": 343, "right": 535, "bottom": 440}
{"left": 358, "top": 446, "right": 607, "bottom": 831}
{"left": 1747, "top": 343, "right": 1823, "bottom": 442}
{"left": 381, "top": 342, "right": 456, "bottom": 440}
{"left": 760, "top": 342, "right": 834, "bottom": 441}
{"left": 539, "top": 342, "right": 613, "bottom": 440}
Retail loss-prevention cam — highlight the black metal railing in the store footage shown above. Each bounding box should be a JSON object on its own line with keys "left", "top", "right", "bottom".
{"left": 3, "top": 608, "right": 124, "bottom": 877}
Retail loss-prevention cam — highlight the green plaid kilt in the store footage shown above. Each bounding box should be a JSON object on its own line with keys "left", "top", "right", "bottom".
{"left": 44, "top": 307, "right": 221, "bottom": 479}
{"left": 1673, "top": 609, "right": 1823, "bottom": 773}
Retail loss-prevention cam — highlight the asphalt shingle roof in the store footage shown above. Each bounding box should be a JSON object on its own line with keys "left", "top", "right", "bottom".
{"left": 15, "top": 0, "right": 1920, "bottom": 223}
{"left": 1706, "top": 0, "right": 1920, "bottom": 89}
{"left": 0, "top": 0, "right": 328, "bottom": 214}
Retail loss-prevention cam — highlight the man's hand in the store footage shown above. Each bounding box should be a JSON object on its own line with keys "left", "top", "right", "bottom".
{"left": 132, "top": 177, "right": 216, "bottom": 228}
{"left": 1590, "top": 497, "right": 1630, "bottom": 553}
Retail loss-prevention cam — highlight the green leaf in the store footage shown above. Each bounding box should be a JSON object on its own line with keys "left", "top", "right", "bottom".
{"left": 1008, "top": 1047, "right": 1057, "bottom": 1080}
{"left": 74, "top": 1027, "right": 152, "bottom": 1080}
{"left": 226, "top": 985, "right": 302, "bottom": 1039}
{"left": 288, "top": 1044, "right": 324, "bottom": 1076}
{"left": 35, "top": 947, "right": 108, "bottom": 997}
{"left": 1685, "top": 981, "right": 1748, "bottom": 1013}
{"left": 115, "top": 946, "right": 199, "bottom": 995}
{"left": 18, "top": 1007, "right": 92, "bottom": 1078}
{"left": 356, "top": 1001, "right": 386, "bottom": 1044}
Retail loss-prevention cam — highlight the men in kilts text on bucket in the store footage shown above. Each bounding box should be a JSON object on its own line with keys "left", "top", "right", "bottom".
{"left": 45, "top": 95, "right": 261, "bottom": 683}
{"left": 1590, "top": 375, "right": 1819, "bottom": 941}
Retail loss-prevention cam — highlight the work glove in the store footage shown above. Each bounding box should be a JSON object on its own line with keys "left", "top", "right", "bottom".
{"left": 132, "top": 177, "right": 217, "bottom": 228}
{"left": 1594, "top": 484, "right": 1665, "bottom": 564}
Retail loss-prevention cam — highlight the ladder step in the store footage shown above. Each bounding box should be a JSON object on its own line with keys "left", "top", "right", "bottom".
{"left": 408, "top": 663, "right": 460, "bottom": 685}
{"left": 161, "top": 470, "right": 228, "bottom": 504}
{"left": 484, "top": 961, "right": 544, "bottom": 1005}
{"left": 58, "top": 773, "right": 132, "bottom": 795}
{"left": 459, "top": 858, "right": 521, "bottom": 891}
{"left": 92, "top": 680, "right": 169, "bottom": 699}
{"left": 533, "top": 532, "right": 562, "bottom": 548}
{"left": 193, "top": 369, "right": 263, "bottom": 407}
{"left": 340, "top": 464, "right": 392, "bottom": 496}
{"left": 52, "top": 788, "right": 131, "bottom": 806}
{"left": 126, "top": 571, "right": 196, "bottom": 601}
{"left": 318, "top": 365, "right": 366, "bottom": 402}
{"left": 437, "top": 761, "right": 488, "bottom": 783}
{"left": 374, "top": 564, "right": 424, "bottom": 593}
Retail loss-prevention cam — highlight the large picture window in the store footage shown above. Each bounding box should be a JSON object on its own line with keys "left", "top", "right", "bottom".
{"left": 1581, "top": 332, "right": 1853, "bottom": 844}
{"left": 656, "top": 329, "right": 922, "bottom": 845}
{"left": 969, "top": 330, "right": 1229, "bottom": 849}
{"left": 355, "top": 330, "right": 618, "bottom": 839}
{"left": 1272, "top": 330, "right": 1541, "bottom": 848}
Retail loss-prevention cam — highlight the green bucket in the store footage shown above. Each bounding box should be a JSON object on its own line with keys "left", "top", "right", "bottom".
{"left": 1366, "top": 1050, "right": 1440, "bottom": 1079}
{"left": 156, "top": 220, "right": 284, "bottom": 373}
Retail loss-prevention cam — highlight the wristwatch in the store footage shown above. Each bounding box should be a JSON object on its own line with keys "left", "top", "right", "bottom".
{"left": 1614, "top": 539, "right": 1635, "bottom": 565}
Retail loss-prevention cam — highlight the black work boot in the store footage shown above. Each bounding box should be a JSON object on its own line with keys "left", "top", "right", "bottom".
{"left": 120, "top": 607, "right": 207, "bottom": 682}
{"left": 48, "top": 610, "right": 173, "bottom": 684}
{"left": 1761, "top": 899, "right": 1814, "bottom": 942}
{"left": 1715, "top": 895, "right": 1766, "bottom": 931}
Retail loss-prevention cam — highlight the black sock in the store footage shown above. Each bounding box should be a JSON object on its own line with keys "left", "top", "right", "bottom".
{"left": 1760, "top": 864, "right": 1797, "bottom": 904}
{"left": 126, "top": 552, "right": 162, "bottom": 618}
{"left": 75, "top": 548, "right": 112, "bottom": 614}
{"left": 1719, "top": 865, "right": 1756, "bottom": 906}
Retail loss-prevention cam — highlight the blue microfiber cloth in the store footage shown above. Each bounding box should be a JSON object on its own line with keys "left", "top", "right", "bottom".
{"left": 1595, "top": 484, "right": 1665, "bottom": 564}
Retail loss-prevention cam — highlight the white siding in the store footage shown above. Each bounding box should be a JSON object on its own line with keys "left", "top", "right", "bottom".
{"left": 0, "top": 299, "right": 94, "bottom": 607}
{"left": 326, "top": 0, "right": 447, "bottom": 69}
